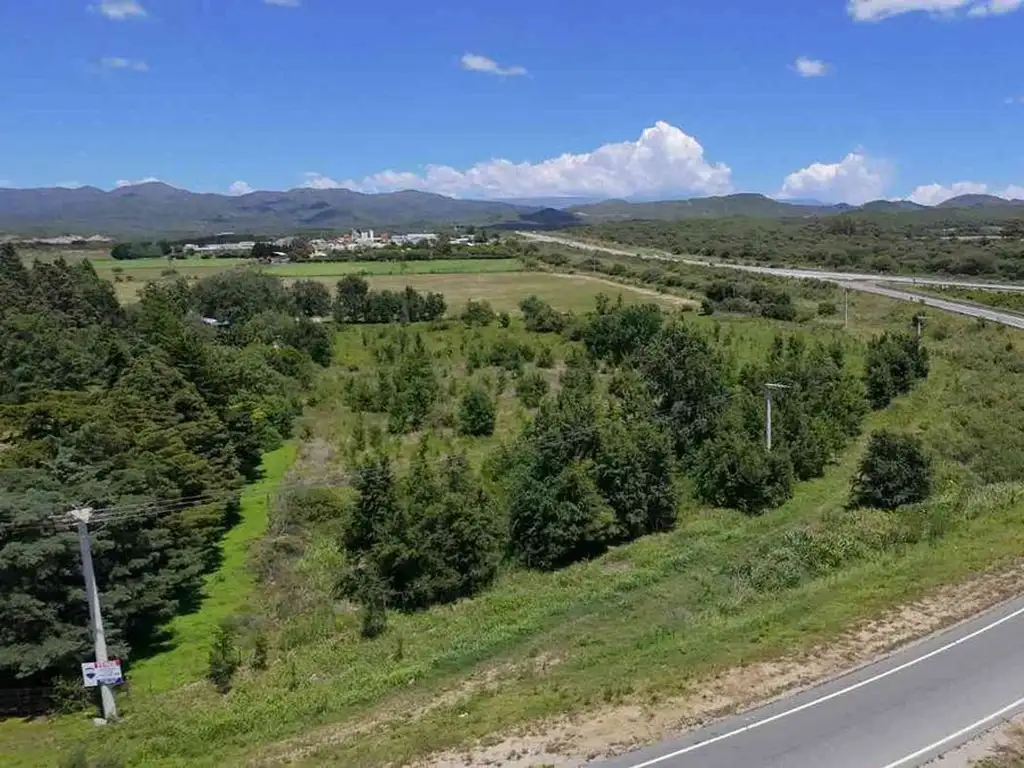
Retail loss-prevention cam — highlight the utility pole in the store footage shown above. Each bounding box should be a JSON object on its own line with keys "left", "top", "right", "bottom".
{"left": 915, "top": 314, "right": 925, "bottom": 339}
{"left": 70, "top": 507, "right": 118, "bottom": 723}
{"left": 764, "top": 383, "right": 790, "bottom": 452}
{"left": 844, "top": 286, "right": 850, "bottom": 330}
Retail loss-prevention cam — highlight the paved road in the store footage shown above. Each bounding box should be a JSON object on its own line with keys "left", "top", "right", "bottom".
{"left": 598, "top": 597, "right": 1024, "bottom": 768}
{"left": 519, "top": 232, "right": 1024, "bottom": 293}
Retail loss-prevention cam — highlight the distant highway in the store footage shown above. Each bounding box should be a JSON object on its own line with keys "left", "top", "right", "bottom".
{"left": 598, "top": 597, "right": 1024, "bottom": 768}
{"left": 518, "top": 232, "right": 1024, "bottom": 294}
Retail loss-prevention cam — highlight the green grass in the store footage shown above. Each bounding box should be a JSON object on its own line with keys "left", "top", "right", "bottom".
{"left": 5, "top": 282, "right": 1024, "bottom": 767}
{"left": 126, "top": 444, "right": 299, "bottom": 694}
{"left": 264, "top": 258, "right": 522, "bottom": 277}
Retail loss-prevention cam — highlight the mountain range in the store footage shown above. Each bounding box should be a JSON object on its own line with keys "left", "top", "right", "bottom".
{"left": 0, "top": 184, "right": 1021, "bottom": 238}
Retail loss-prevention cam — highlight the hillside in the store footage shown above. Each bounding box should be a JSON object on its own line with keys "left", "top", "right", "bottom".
{"left": 568, "top": 193, "right": 1024, "bottom": 222}
{"left": 0, "top": 183, "right": 569, "bottom": 238}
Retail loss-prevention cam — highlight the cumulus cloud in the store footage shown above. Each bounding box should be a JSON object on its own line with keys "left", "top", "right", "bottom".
{"left": 908, "top": 181, "right": 1024, "bottom": 205}
{"left": 115, "top": 177, "right": 160, "bottom": 188}
{"left": 90, "top": 0, "right": 147, "bottom": 20}
{"left": 779, "top": 152, "right": 889, "bottom": 205}
{"left": 339, "top": 121, "right": 732, "bottom": 199}
{"left": 794, "top": 57, "right": 829, "bottom": 77}
{"left": 264, "top": 0, "right": 300, "bottom": 6}
{"left": 228, "top": 181, "right": 255, "bottom": 196}
{"left": 55, "top": 181, "right": 85, "bottom": 189}
{"left": 460, "top": 53, "right": 527, "bottom": 77}
{"left": 101, "top": 57, "right": 149, "bottom": 72}
{"left": 302, "top": 172, "right": 343, "bottom": 190}
{"left": 848, "top": 0, "right": 1022, "bottom": 21}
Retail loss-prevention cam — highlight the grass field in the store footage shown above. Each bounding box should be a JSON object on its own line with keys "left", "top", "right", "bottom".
{"left": 4, "top": 280, "right": 1024, "bottom": 767}
{"left": 100, "top": 258, "right": 526, "bottom": 302}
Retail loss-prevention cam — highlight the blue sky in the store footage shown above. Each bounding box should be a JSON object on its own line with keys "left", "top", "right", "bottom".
{"left": 0, "top": 0, "right": 1022, "bottom": 204}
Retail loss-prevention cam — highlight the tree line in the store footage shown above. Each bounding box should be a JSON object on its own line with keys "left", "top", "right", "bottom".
{"left": 0, "top": 250, "right": 336, "bottom": 701}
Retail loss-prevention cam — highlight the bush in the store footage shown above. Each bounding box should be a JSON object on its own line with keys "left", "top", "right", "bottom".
{"left": 516, "top": 370, "right": 549, "bottom": 408}
{"left": 461, "top": 299, "right": 496, "bottom": 327}
{"left": 817, "top": 301, "right": 838, "bottom": 317}
{"left": 458, "top": 385, "right": 496, "bottom": 436}
{"left": 536, "top": 346, "right": 555, "bottom": 369}
{"left": 851, "top": 430, "right": 933, "bottom": 510}
{"left": 865, "top": 331, "right": 929, "bottom": 408}
{"left": 694, "top": 433, "right": 794, "bottom": 515}
{"left": 207, "top": 620, "right": 241, "bottom": 693}
{"left": 251, "top": 631, "right": 269, "bottom": 670}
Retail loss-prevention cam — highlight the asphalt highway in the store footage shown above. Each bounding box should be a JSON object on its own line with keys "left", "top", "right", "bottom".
{"left": 598, "top": 597, "right": 1024, "bottom": 768}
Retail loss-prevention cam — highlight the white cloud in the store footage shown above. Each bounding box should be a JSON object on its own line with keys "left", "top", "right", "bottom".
{"left": 115, "top": 177, "right": 161, "bottom": 188}
{"left": 339, "top": 121, "right": 732, "bottom": 199}
{"left": 228, "top": 181, "right": 255, "bottom": 196}
{"left": 908, "top": 181, "right": 1024, "bottom": 205}
{"left": 460, "top": 53, "right": 527, "bottom": 77}
{"left": 794, "top": 57, "right": 829, "bottom": 77}
{"left": 848, "top": 0, "right": 1022, "bottom": 21}
{"left": 55, "top": 181, "right": 85, "bottom": 189}
{"left": 779, "top": 152, "right": 889, "bottom": 204}
{"left": 302, "top": 172, "right": 343, "bottom": 190}
{"left": 101, "top": 57, "right": 149, "bottom": 72}
{"left": 1005, "top": 95, "right": 1024, "bottom": 104}
{"left": 264, "top": 0, "right": 300, "bottom": 6}
{"left": 90, "top": 0, "right": 147, "bottom": 20}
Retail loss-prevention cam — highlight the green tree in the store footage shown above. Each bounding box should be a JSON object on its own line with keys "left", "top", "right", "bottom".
{"left": 334, "top": 275, "right": 370, "bottom": 323}
{"left": 291, "top": 280, "right": 332, "bottom": 317}
{"left": 851, "top": 430, "right": 933, "bottom": 510}
{"left": 460, "top": 300, "right": 496, "bottom": 327}
{"left": 639, "top": 321, "right": 730, "bottom": 458}
{"left": 458, "top": 385, "right": 496, "bottom": 436}
{"left": 583, "top": 301, "right": 664, "bottom": 364}
{"left": 694, "top": 433, "right": 794, "bottom": 515}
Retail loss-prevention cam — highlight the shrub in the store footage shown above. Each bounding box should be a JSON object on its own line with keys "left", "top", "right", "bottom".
{"left": 694, "top": 433, "right": 794, "bottom": 515}
{"left": 817, "top": 301, "right": 838, "bottom": 317}
{"left": 516, "top": 370, "right": 549, "bottom": 408}
{"left": 207, "top": 620, "right": 241, "bottom": 693}
{"left": 536, "top": 345, "right": 555, "bottom": 369}
{"left": 851, "top": 430, "right": 933, "bottom": 510}
{"left": 460, "top": 299, "right": 496, "bottom": 327}
{"left": 458, "top": 385, "right": 496, "bottom": 436}
{"left": 251, "top": 631, "right": 269, "bottom": 671}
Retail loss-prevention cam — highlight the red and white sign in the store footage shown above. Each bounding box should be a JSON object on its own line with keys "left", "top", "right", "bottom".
{"left": 81, "top": 659, "right": 123, "bottom": 687}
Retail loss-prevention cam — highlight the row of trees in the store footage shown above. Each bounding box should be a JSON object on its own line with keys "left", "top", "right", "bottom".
{"left": 0, "top": 249, "right": 326, "bottom": 696}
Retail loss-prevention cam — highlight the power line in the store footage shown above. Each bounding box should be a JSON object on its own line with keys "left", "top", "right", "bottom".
{"left": 0, "top": 421, "right": 608, "bottom": 537}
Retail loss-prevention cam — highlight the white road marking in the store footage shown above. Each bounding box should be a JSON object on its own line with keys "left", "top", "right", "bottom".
{"left": 877, "top": 695, "right": 1024, "bottom": 768}
{"left": 625, "top": 602, "right": 1024, "bottom": 768}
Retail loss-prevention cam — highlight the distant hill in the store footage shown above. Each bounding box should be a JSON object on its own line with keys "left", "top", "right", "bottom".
{"left": 2, "top": 184, "right": 1022, "bottom": 238}
{"left": 936, "top": 194, "right": 1024, "bottom": 210}
{"left": 858, "top": 200, "right": 928, "bottom": 214}
{"left": 0, "top": 183, "right": 578, "bottom": 238}
{"left": 568, "top": 193, "right": 1024, "bottom": 222}
{"left": 568, "top": 194, "right": 840, "bottom": 220}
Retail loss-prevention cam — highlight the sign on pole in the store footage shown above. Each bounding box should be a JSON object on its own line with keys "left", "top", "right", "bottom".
{"left": 81, "top": 660, "right": 123, "bottom": 688}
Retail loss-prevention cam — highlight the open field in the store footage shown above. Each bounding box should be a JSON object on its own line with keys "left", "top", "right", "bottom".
{"left": 7, "top": 275, "right": 1024, "bottom": 767}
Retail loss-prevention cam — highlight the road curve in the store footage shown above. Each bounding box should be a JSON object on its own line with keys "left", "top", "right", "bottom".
{"left": 598, "top": 597, "right": 1024, "bottom": 768}
{"left": 519, "top": 232, "right": 1024, "bottom": 294}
